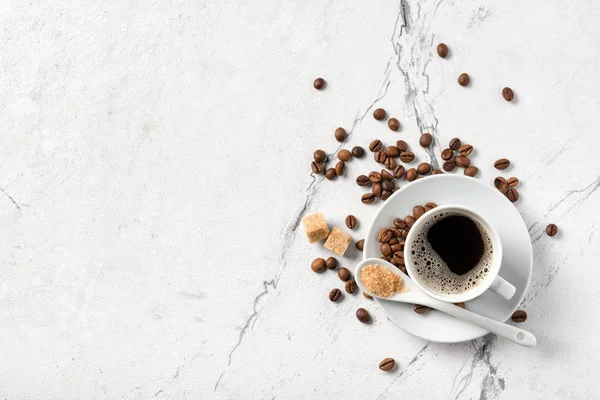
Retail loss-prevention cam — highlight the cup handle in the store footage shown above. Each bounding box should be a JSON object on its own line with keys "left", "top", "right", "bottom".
{"left": 488, "top": 276, "right": 516, "bottom": 300}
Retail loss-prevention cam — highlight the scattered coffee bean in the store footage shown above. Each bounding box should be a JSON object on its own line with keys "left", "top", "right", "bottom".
{"left": 458, "top": 73, "right": 470, "bottom": 86}
{"left": 369, "top": 139, "right": 383, "bottom": 152}
{"left": 313, "top": 78, "right": 326, "bottom": 90}
{"left": 369, "top": 171, "right": 382, "bottom": 183}
{"left": 431, "top": 169, "right": 443, "bottom": 175}
{"left": 335, "top": 161, "right": 345, "bottom": 176}
{"left": 378, "top": 228, "right": 393, "bottom": 243}
{"left": 401, "top": 229, "right": 409, "bottom": 240}
{"left": 388, "top": 118, "right": 400, "bottom": 131}
{"left": 464, "top": 166, "right": 479, "bottom": 177}
{"left": 507, "top": 177, "right": 519, "bottom": 187}
{"left": 326, "top": 257, "right": 338, "bottom": 270}
{"left": 390, "top": 243, "right": 402, "bottom": 253}
{"left": 329, "top": 288, "right": 342, "bottom": 302}
{"left": 385, "top": 145, "right": 400, "bottom": 158}
{"left": 381, "top": 190, "right": 392, "bottom": 201}
{"left": 392, "top": 251, "right": 404, "bottom": 265}
{"left": 546, "top": 223, "right": 558, "bottom": 237}
{"left": 419, "top": 133, "right": 433, "bottom": 148}
{"left": 441, "top": 148, "right": 454, "bottom": 160}
{"left": 404, "top": 215, "right": 416, "bottom": 228}
{"left": 361, "top": 193, "right": 376, "bottom": 204}
{"left": 373, "top": 108, "right": 386, "bottom": 121}
{"left": 311, "top": 161, "right": 324, "bottom": 174}
{"left": 356, "top": 175, "right": 371, "bottom": 186}
{"left": 437, "top": 43, "right": 449, "bottom": 58}
{"left": 335, "top": 127, "right": 346, "bottom": 142}
{"left": 494, "top": 158, "right": 510, "bottom": 170}
{"left": 507, "top": 187, "right": 519, "bottom": 202}
{"left": 449, "top": 138, "right": 461, "bottom": 150}
{"left": 455, "top": 302, "right": 466, "bottom": 309}
{"left": 400, "top": 151, "right": 415, "bottom": 163}
{"left": 393, "top": 218, "right": 407, "bottom": 229}
{"left": 343, "top": 215, "right": 357, "bottom": 230}
{"left": 424, "top": 202, "right": 437, "bottom": 211}
{"left": 372, "top": 183, "right": 382, "bottom": 198}
{"left": 374, "top": 151, "right": 387, "bottom": 163}
{"left": 384, "top": 157, "right": 397, "bottom": 170}
{"left": 455, "top": 155, "right": 471, "bottom": 167}
{"left": 381, "top": 180, "right": 395, "bottom": 192}
{"left": 345, "top": 279, "right": 357, "bottom": 294}
{"left": 325, "top": 168, "right": 337, "bottom": 180}
{"left": 396, "top": 140, "right": 408, "bottom": 152}
{"left": 380, "top": 256, "right": 390, "bottom": 262}
{"left": 313, "top": 149, "right": 327, "bottom": 163}
{"left": 356, "top": 308, "right": 371, "bottom": 323}
{"left": 363, "top": 292, "right": 373, "bottom": 299}
{"left": 417, "top": 162, "right": 432, "bottom": 175}
{"left": 379, "top": 358, "right": 395, "bottom": 371}
{"left": 380, "top": 243, "right": 392, "bottom": 257}
{"left": 406, "top": 168, "right": 418, "bottom": 182}
{"left": 389, "top": 228, "right": 401, "bottom": 239}
{"left": 311, "top": 258, "right": 326, "bottom": 273}
{"left": 381, "top": 169, "right": 394, "bottom": 181}
{"left": 338, "top": 149, "right": 352, "bottom": 161}
{"left": 502, "top": 87, "right": 514, "bottom": 102}
{"left": 443, "top": 160, "right": 456, "bottom": 172}
{"left": 494, "top": 176, "right": 508, "bottom": 190}
{"left": 393, "top": 165, "right": 406, "bottom": 179}
{"left": 414, "top": 304, "right": 431, "bottom": 314}
{"left": 459, "top": 144, "right": 473, "bottom": 156}
{"left": 338, "top": 267, "right": 351, "bottom": 282}
{"left": 511, "top": 310, "right": 527, "bottom": 323}
{"left": 413, "top": 205, "right": 425, "bottom": 219}
{"left": 352, "top": 146, "right": 365, "bottom": 158}
{"left": 356, "top": 239, "right": 365, "bottom": 251}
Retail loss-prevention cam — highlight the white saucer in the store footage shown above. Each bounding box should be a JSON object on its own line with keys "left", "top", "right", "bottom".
{"left": 363, "top": 174, "right": 532, "bottom": 343}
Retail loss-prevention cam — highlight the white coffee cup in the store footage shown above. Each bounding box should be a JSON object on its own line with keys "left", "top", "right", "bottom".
{"left": 404, "top": 205, "right": 515, "bottom": 303}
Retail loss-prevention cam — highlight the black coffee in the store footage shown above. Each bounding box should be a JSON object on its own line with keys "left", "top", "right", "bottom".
{"left": 426, "top": 215, "right": 484, "bottom": 275}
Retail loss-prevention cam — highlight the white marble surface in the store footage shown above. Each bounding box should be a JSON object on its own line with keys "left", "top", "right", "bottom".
{"left": 1, "top": 0, "right": 600, "bottom": 398}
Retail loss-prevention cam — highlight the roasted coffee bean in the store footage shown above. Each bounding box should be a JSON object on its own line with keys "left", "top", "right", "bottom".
{"left": 373, "top": 108, "right": 386, "bottom": 121}
{"left": 413, "top": 205, "right": 425, "bottom": 219}
{"left": 311, "top": 258, "right": 326, "bottom": 273}
{"left": 507, "top": 177, "right": 519, "bottom": 187}
{"left": 385, "top": 145, "right": 400, "bottom": 158}
{"left": 401, "top": 229, "right": 409, "bottom": 240}
{"left": 443, "top": 160, "right": 456, "bottom": 172}
{"left": 424, "top": 202, "right": 437, "bottom": 212}
{"left": 419, "top": 133, "right": 433, "bottom": 148}
{"left": 329, "top": 288, "right": 342, "bottom": 302}
{"left": 392, "top": 251, "right": 403, "bottom": 265}
{"left": 338, "top": 267, "right": 351, "bottom": 282}
{"left": 464, "top": 166, "right": 479, "bottom": 177}
{"left": 313, "top": 78, "right": 326, "bottom": 90}
{"left": 356, "top": 175, "right": 371, "bottom": 186}
{"left": 449, "top": 138, "right": 461, "bottom": 150}
{"left": 335, "top": 161, "right": 345, "bottom": 176}
{"left": 369, "top": 139, "right": 383, "bottom": 152}
{"left": 379, "top": 358, "right": 395, "bottom": 371}
{"left": 417, "top": 162, "right": 432, "bottom": 175}
{"left": 507, "top": 187, "right": 519, "bottom": 202}
{"left": 431, "top": 169, "right": 443, "bottom": 175}
{"left": 396, "top": 140, "right": 409, "bottom": 152}
{"left": 546, "top": 223, "right": 558, "bottom": 237}
{"left": 400, "top": 151, "right": 415, "bottom": 163}
{"left": 384, "top": 157, "right": 397, "bottom": 170}
{"left": 455, "top": 155, "right": 471, "bottom": 167}
{"left": 352, "top": 146, "right": 366, "bottom": 158}
{"left": 404, "top": 216, "right": 416, "bottom": 228}
{"left": 345, "top": 215, "right": 357, "bottom": 229}
{"left": 311, "top": 161, "right": 324, "bottom": 174}
{"left": 511, "top": 310, "right": 527, "bottom": 323}
{"left": 494, "top": 176, "right": 508, "bottom": 190}
{"left": 441, "top": 148, "right": 454, "bottom": 160}
{"left": 345, "top": 279, "right": 357, "bottom": 294}
{"left": 380, "top": 243, "right": 392, "bottom": 257}
{"left": 381, "top": 169, "right": 394, "bottom": 181}
{"left": 390, "top": 243, "right": 402, "bottom": 253}
{"left": 374, "top": 151, "right": 387, "bottom": 164}
{"left": 361, "top": 193, "right": 376, "bottom": 204}
{"left": 393, "top": 218, "right": 407, "bottom": 229}
{"left": 338, "top": 149, "right": 352, "bottom": 161}
{"left": 380, "top": 256, "right": 390, "bottom": 262}
{"left": 459, "top": 144, "right": 473, "bottom": 156}
{"left": 406, "top": 168, "right": 417, "bottom": 182}
{"left": 494, "top": 158, "right": 510, "bottom": 170}
{"left": 335, "top": 127, "right": 346, "bottom": 142}
{"left": 378, "top": 228, "right": 393, "bottom": 243}
{"left": 325, "top": 257, "right": 338, "bottom": 270}
{"left": 314, "top": 149, "right": 327, "bottom": 163}
{"left": 381, "top": 180, "right": 395, "bottom": 192}
{"left": 325, "top": 168, "right": 337, "bottom": 180}
{"left": 388, "top": 118, "right": 400, "bottom": 131}
{"left": 388, "top": 236, "right": 399, "bottom": 245}
{"left": 380, "top": 190, "right": 392, "bottom": 201}
{"left": 363, "top": 292, "right": 373, "bottom": 299}
{"left": 437, "top": 43, "right": 449, "bottom": 58}
{"left": 372, "top": 183, "right": 382, "bottom": 198}
{"left": 458, "top": 73, "right": 470, "bottom": 86}
{"left": 393, "top": 165, "right": 406, "bottom": 179}
{"left": 455, "top": 302, "right": 466, "bottom": 309}
{"left": 502, "top": 87, "right": 514, "bottom": 102}
{"left": 356, "top": 308, "right": 371, "bottom": 323}
{"left": 399, "top": 265, "right": 407, "bottom": 274}
{"left": 356, "top": 239, "right": 365, "bottom": 251}
{"left": 414, "top": 304, "right": 431, "bottom": 314}
{"left": 369, "top": 171, "right": 383, "bottom": 183}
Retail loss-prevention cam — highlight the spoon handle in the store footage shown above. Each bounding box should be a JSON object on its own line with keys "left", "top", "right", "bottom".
{"left": 426, "top": 299, "right": 537, "bottom": 347}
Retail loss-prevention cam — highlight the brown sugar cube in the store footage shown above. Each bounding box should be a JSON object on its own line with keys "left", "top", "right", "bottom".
{"left": 324, "top": 227, "right": 352, "bottom": 256}
{"left": 302, "top": 212, "right": 330, "bottom": 243}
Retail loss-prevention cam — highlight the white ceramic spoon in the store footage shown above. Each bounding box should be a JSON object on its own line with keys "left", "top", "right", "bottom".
{"left": 354, "top": 258, "right": 536, "bottom": 347}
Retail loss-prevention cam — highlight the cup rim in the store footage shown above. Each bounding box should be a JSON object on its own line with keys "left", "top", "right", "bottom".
{"left": 404, "top": 204, "right": 503, "bottom": 303}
